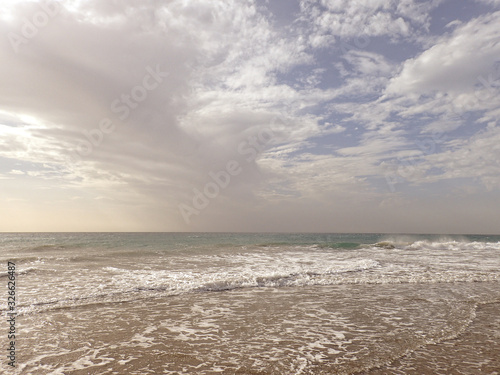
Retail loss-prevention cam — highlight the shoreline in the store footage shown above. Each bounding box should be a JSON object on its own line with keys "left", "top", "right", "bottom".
{"left": 363, "top": 301, "right": 500, "bottom": 374}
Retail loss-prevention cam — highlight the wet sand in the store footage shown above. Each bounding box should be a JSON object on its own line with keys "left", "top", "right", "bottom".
{"left": 364, "top": 302, "right": 500, "bottom": 375}
{"left": 9, "top": 282, "right": 500, "bottom": 374}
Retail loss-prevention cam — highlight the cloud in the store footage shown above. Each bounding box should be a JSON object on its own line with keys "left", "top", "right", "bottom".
{"left": 418, "top": 125, "right": 500, "bottom": 190}
{"left": 0, "top": 0, "right": 333, "bottom": 229}
{"left": 9, "top": 169, "right": 24, "bottom": 175}
{"left": 0, "top": 0, "right": 498, "bottom": 232}
{"left": 298, "top": 0, "right": 442, "bottom": 48}
{"left": 387, "top": 11, "right": 500, "bottom": 95}
{"left": 341, "top": 50, "right": 394, "bottom": 77}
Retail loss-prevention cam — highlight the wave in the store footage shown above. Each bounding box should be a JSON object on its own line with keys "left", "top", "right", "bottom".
{"left": 7, "top": 265, "right": 500, "bottom": 317}
{"left": 318, "top": 242, "right": 361, "bottom": 249}
{"left": 373, "top": 241, "right": 396, "bottom": 249}
{"left": 258, "top": 238, "right": 500, "bottom": 252}
{"left": 404, "top": 240, "right": 500, "bottom": 251}
{"left": 7, "top": 259, "right": 380, "bottom": 316}
{"left": 193, "top": 259, "right": 380, "bottom": 291}
{"left": 0, "top": 267, "right": 39, "bottom": 278}
{"left": 0, "top": 256, "right": 44, "bottom": 263}
{"left": 363, "top": 239, "right": 500, "bottom": 252}
{"left": 4, "top": 234, "right": 500, "bottom": 317}
{"left": 10, "top": 264, "right": 499, "bottom": 318}
{"left": 19, "top": 244, "right": 68, "bottom": 252}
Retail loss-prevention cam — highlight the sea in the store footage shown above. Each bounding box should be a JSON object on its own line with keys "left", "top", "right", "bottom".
{"left": 1, "top": 232, "right": 499, "bottom": 374}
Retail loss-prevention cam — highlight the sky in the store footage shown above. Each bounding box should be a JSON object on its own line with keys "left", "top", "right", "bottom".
{"left": 0, "top": 0, "right": 499, "bottom": 233}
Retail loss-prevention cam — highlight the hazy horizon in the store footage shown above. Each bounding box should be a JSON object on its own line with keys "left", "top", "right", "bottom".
{"left": 2, "top": 231, "right": 500, "bottom": 237}
{"left": 1, "top": 0, "right": 499, "bottom": 233}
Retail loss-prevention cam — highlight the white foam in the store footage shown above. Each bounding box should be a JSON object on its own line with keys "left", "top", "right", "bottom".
{"left": 404, "top": 240, "right": 500, "bottom": 252}
{"left": 13, "top": 240, "right": 500, "bottom": 315}
{"left": 105, "top": 257, "right": 381, "bottom": 295}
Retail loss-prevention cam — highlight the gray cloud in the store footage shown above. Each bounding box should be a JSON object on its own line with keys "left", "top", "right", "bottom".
{"left": 0, "top": 0, "right": 499, "bottom": 232}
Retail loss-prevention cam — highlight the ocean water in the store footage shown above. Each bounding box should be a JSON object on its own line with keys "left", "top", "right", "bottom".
{"left": 1, "top": 232, "right": 499, "bottom": 374}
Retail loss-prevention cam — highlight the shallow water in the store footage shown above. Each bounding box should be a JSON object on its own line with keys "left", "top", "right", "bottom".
{"left": 1, "top": 233, "right": 499, "bottom": 374}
